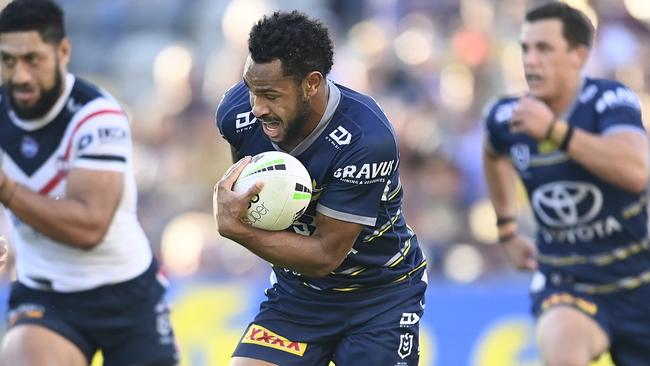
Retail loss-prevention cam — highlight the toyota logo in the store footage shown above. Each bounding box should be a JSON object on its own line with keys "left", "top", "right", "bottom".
{"left": 531, "top": 181, "right": 602, "bottom": 227}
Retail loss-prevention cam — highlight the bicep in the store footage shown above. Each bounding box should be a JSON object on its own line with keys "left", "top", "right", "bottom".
{"left": 66, "top": 168, "right": 124, "bottom": 224}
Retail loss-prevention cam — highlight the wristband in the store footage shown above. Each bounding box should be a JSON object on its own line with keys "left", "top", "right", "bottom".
{"left": 496, "top": 216, "right": 515, "bottom": 226}
{"left": 560, "top": 125, "right": 575, "bottom": 151}
{"left": 544, "top": 118, "right": 557, "bottom": 140}
{"left": 498, "top": 232, "right": 517, "bottom": 244}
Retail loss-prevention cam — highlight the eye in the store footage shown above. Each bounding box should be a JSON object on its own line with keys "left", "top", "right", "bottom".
{"left": 1, "top": 54, "right": 15, "bottom": 67}
{"left": 25, "top": 54, "right": 38, "bottom": 65}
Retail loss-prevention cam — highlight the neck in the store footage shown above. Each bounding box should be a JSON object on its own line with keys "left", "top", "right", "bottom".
{"left": 546, "top": 74, "right": 582, "bottom": 116}
{"left": 279, "top": 81, "right": 329, "bottom": 151}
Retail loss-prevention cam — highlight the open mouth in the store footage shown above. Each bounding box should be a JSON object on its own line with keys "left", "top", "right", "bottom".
{"left": 526, "top": 74, "right": 542, "bottom": 84}
{"left": 11, "top": 88, "right": 37, "bottom": 104}
{"left": 261, "top": 120, "right": 282, "bottom": 139}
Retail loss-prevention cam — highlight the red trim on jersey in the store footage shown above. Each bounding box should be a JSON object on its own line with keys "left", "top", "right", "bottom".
{"left": 39, "top": 109, "right": 125, "bottom": 195}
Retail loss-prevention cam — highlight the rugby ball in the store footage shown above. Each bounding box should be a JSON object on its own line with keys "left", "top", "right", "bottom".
{"left": 233, "top": 151, "right": 312, "bottom": 231}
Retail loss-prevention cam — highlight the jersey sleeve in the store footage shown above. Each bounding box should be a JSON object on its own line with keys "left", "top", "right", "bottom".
{"left": 483, "top": 98, "right": 512, "bottom": 155}
{"left": 69, "top": 110, "right": 131, "bottom": 172}
{"left": 215, "top": 81, "right": 249, "bottom": 151}
{"left": 595, "top": 84, "right": 645, "bottom": 135}
{"left": 317, "top": 130, "right": 398, "bottom": 226}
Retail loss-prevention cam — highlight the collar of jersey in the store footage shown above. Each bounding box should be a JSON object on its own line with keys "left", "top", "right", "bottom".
{"left": 273, "top": 79, "right": 342, "bottom": 156}
{"left": 9, "top": 73, "right": 76, "bottom": 131}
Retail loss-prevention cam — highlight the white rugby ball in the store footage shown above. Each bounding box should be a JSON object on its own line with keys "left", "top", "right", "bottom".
{"left": 233, "top": 151, "right": 312, "bottom": 231}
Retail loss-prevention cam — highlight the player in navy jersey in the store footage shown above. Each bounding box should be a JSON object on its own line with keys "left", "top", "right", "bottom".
{"left": 214, "top": 10, "right": 427, "bottom": 365}
{"left": 484, "top": 2, "right": 650, "bottom": 365}
{"left": 0, "top": 1, "right": 178, "bottom": 365}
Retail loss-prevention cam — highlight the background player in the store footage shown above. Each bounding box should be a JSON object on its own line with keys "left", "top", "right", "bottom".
{"left": 0, "top": 0, "right": 178, "bottom": 365}
{"left": 214, "top": 10, "right": 427, "bottom": 366}
{"left": 483, "top": 2, "right": 650, "bottom": 365}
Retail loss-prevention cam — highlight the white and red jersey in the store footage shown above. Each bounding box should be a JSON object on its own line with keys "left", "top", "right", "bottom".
{"left": 0, "top": 73, "right": 151, "bottom": 292}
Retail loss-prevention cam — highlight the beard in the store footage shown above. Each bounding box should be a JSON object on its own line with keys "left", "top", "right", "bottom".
{"left": 282, "top": 95, "right": 311, "bottom": 145}
{"left": 7, "top": 68, "right": 63, "bottom": 120}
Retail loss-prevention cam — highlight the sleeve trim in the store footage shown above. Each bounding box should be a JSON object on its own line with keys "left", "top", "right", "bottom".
{"left": 316, "top": 203, "right": 376, "bottom": 226}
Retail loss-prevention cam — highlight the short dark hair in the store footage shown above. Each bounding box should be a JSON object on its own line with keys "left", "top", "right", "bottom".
{"left": 0, "top": 0, "right": 66, "bottom": 44}
{"left": 248, "top": 10, "right": 334, "bottom": 80}
{"left": 525, "top": 1, "right": 594, "bottom": 48}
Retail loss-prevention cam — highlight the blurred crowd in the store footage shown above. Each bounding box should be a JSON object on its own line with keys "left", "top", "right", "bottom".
{"left": 3, "top": 0, "right": 650, "bottom": 285}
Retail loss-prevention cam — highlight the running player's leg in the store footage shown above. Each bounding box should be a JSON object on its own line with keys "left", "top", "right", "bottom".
{"left": 230, "top": 357, "right": 278, "bottom": 366}
{"left": 2, "top": 324, "right": 88, "bottom": 366}
{"left": 536, "top": 305, "right": 609, "bottom": 366}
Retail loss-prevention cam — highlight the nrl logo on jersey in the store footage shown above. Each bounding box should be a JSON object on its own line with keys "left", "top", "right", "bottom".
{"left": 235, "top": 111, "right": 257, "bottom": 130}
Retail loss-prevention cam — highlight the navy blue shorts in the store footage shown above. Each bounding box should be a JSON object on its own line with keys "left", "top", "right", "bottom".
{"left": 233, "top": 278, "right": 427, "bottom": 366}
{"left": 531, "top": 283, "right": 650, "bottom": 366}
{"left": 6, "top": 260, "right": 179, "bottom": 366}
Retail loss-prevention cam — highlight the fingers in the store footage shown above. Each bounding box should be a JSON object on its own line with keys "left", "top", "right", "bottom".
{"left": 219, "top": 156, "right": 252, "bottom": 187}
{"left": 246, "top": 181, "right": 264, "bottom": 198}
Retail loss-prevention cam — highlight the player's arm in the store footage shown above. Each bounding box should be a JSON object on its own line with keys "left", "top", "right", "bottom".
{"left": 214, "top": 157, "right": 360, "bottom": 277}
{"left": 562, "top": 129, "right": 648, "bottom": 193}
{"left": 0, "top": 168, "right": 122, "bottom": 249}
{"left": 512, "top": 95, "right": 649, "bottom": 193}
{"left": 483, "top": 124, "right": 537, "bottom": 270}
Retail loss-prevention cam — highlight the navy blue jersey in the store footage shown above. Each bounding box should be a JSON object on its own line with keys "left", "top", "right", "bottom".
{"left": 485, "top": 77, "right": 649, "bottom": 284}
{"left": 217, "top": 80, "right": 426, "bottom": 292}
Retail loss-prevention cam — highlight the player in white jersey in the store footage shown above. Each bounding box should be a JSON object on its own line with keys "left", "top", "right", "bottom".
{"left": 0, "top": 1, "right": 178, "bottom": 365}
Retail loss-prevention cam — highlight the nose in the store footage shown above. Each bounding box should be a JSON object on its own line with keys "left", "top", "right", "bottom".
{"left": 12, "top": 61, "right": 33, "bottom": 85}
{"left": 250, "top": 95, "right": 271, "bottom": 119}
{"left": 523, "top": 49, "right": 539, "bottom": 69}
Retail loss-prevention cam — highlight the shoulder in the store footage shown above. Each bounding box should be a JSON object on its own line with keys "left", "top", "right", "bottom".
{"left": 482, "top": 95, "right": 519, "bottom": 126}
{"left": 67, "top": 78, "right": 129, "bottom": 138}
{"left": 333, "top": 84, "right": 397, "bottom": 154}
{"left": 215, "top": 81, "right": 253, "bottom": 134}
{"left": 585, "top": 77, "right": 641, "bottom": 114}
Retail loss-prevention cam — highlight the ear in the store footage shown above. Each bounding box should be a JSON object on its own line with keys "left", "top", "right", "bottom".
{"left": 57, "top": 38, "right": 71, "bottom": 69}
{"left": 303, "top": 71, "right": 323, "bottom": 98}
{"left": 572, "top": 44, "right": 589, "bottom": 69}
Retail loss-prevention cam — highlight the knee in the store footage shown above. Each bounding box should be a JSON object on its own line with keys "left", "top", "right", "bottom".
{"left": 541, "top": 349, "right": 592, "bottom": 366}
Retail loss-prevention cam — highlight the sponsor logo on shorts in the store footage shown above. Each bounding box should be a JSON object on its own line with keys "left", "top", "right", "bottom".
{"left": 8, "top": 303, "right": 45, "bottom": 326}
{"left": 541, "top": 292, "right": 598, "bottom": 315}
{"left": 397, "top": 332, "right": 414, "bottom": 359}
{"left": 399, "top": 312, "right": 420, "bottom": 327}
{"left": 241, "top": 324, "right": 307, "bottom": 356}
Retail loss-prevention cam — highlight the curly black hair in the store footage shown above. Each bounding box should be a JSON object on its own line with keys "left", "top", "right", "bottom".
{"left": 248, "top": 11, "right": 334, "bottom": 80}
{"left": 526, "top": 1, "right": 594, "bottom": 49}
{"left": 0, "top": 0, "right": 65, "bottom": 44}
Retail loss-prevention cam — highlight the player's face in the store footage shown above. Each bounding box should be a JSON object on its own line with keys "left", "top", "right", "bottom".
{"left": 243, "top": 56, "right": 311, "bottom": 149}
{"left": 520, "top": 19, "right": 585, "bottom": 102}
{"left": 0, "top": 31, "right": 70, "bottom": 120}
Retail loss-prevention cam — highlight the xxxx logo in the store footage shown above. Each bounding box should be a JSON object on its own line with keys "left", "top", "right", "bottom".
{"left": 241, "top": 324, "right": 307, "bottom": 356}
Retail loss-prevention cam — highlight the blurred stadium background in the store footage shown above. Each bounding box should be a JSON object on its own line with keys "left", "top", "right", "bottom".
{"left": 1, "top": 0, "right": 650, "bottom": 365}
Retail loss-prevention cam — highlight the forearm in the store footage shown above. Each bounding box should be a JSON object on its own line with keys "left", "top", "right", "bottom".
{"left": 551, "top": 121, "right": 649, "bottom": 192}
{"left": 224, "top": 222, "right": 342, "bottom": 277}
{"left": 1, "top": 181, "right": 107, "bottom": 249}
{"left": 483, "top": 149, "right": 520, "bottom": 240}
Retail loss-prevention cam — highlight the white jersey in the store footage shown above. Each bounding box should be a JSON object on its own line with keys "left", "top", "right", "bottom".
{"left": 0, "top": 74, "right": 151, "bottom": 292}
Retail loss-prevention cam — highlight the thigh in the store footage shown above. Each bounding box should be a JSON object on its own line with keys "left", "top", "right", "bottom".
{"left": 6, "top": 282, "right": 96, "bottom": 363}
{"left": 2, "top": 324, "right": 88, "bottom": 366}
{"left": 232, "top": 286, "right": 338, "bottom": 366}
{"left": 98, "top": 278, "right": 179, "bottom": 366}
{"left": 608, "top": 285, "right": 650, "bottom": 366}
{"left": 333, "top": 281, "right": 426, "bottom": 366}
{"left": 533, "top": 290, "right": 609, "bottom": 365}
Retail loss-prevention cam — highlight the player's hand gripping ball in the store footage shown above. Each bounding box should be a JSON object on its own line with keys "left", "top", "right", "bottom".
{"left": 233, "top": 151, "right": 312, "bottom": 231}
